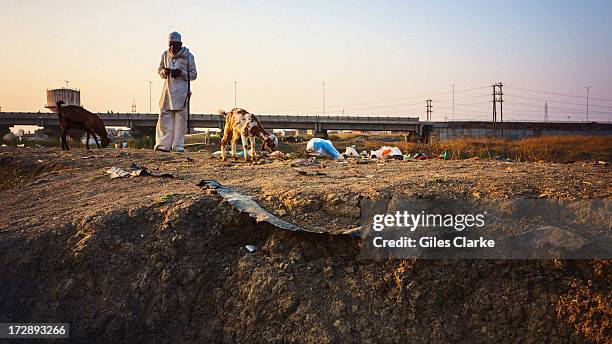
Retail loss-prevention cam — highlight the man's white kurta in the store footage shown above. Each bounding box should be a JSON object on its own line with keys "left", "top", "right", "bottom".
{"left": 158, "top": 47, "right": 197, "bottom": 110}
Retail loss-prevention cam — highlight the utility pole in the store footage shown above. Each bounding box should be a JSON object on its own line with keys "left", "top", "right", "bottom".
{"left": 585, "top": 86, "right": 591, "bottom": 121}
{"left": 492, "top": 82, "right": 503, "bottom": 138}
{"left": 234, "top": 81, "right": 237, "bottom": 108}
{"left": 452, "top": 84, "right": 455, "bottom": 121}
{"left": 322, "top": 82, "right": 325, "bottom": 116}
{"left": 426, "top": 99, "right": 432, "bottom": 121}
{"left": 499, "top": 82, "right": 503, "bottom": 138}
{"left": 148, "top": 81, "right": 152, "bottom": 114}
{"left": 492, "top": 84, "right": 497, "bottom": 135}
{"left": 131, "top": 99, "right": 136, "bottom": 114}
{"left": 544, "top": 101, "right": 549, "bottom": 122}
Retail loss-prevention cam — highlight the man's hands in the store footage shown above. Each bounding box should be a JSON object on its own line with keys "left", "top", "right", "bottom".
{"left": 170, "top": 69, "right": 182, "bottom": 78}
{"left": 163, "top": 68, "right": 183, "bottom": 78}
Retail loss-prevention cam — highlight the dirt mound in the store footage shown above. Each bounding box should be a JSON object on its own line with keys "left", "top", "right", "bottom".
{"left": 1, "top": 192, "right": 609, "bottom": 343}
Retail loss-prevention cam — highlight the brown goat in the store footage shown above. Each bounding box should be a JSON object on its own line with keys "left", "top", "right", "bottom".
{"left": 56, "top": 100, "right": 111, "bottom": 150}
{"left": 219, "top": 108, "right": 278, "bottom": 161}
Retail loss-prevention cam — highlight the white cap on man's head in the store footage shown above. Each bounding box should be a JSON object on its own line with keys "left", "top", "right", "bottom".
{"left": 169, "top": 31, "right": 182, "bottom": 43}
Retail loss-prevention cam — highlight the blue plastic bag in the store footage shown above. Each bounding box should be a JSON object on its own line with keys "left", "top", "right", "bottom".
{"left": 306, "top": 138, "right": 342, "bottom": 160}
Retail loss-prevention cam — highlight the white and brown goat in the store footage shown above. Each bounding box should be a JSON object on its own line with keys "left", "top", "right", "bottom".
{"left": 219, "top": 108, "right": 278, "bottom": 161}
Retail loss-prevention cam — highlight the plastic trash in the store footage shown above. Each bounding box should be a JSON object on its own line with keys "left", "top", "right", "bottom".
{"left": 343, "top": 146, "right": 359, "bottom": 158}
{"left": 106, "top": 167, "right": 130, "bottom": 179}
{"left": 245, "top": 244, "right": 257, "bottom": 253}
{"left": 270, "top": 151, "right": 285, "bottom": 159}
{"left": 370, "top": 146, "right": 402, "bottom": 159}
{"left": 306, "top": 138, "right": 342, "bottom": 160}
{"left": 438, "top": 151, "right": 449, "bottom": 160}
{"left": 106, "top": 164, "right": 175, "bottom": 179}
{"left": 290, "top": 157, "right": 319, "bottom": 167}
{"left": 413, "top": 152, "right": 431, "bottom": 160}
{"left": 212, "top": 150, "right": 247, "bottom": 158}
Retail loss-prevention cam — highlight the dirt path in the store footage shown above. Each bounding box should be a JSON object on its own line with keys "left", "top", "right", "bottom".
{"left": 1, "top": 146, "right": 609, "bottom": 235}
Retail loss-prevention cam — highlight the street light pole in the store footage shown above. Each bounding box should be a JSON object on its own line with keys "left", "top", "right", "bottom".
{"left": 322, "top": 82, "right": 325, "bottom": 116}
{"left": 585, "top": 86, "right": 591, "bottom": 121}
{"left": 452, "top": 84, "right": 455, "bottom": 121}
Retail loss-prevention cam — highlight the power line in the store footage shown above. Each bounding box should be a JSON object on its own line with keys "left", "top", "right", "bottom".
{"left": 505, "top": 94, "right": 612, "bottom": 109}
{"left": 505, "top": 85, "right": 612, "bottom": 102}
{"left": 275, "top": 85, "right": 491, "bottom": 113}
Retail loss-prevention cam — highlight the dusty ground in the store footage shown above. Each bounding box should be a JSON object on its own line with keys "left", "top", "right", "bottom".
{"left": 0, "top": 146, "right": 610, "bottom": 343}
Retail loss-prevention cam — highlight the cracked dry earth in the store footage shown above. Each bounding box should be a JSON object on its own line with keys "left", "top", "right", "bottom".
{"left": 0, "top": 146, "right": 610, "bottom": 343}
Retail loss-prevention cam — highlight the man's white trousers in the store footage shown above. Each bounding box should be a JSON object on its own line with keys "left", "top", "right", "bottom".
{"left": 155, "top": 109, "right": 186, "bottom": 151}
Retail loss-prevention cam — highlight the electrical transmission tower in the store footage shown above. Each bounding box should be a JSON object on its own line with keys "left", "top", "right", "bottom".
{"left": 426, "top": 99, "right": 432, "bottom": 121}
{"left": 544, "top": 101, "right": 549, "bottom": 122}
{"left": 492, "top": 83, "right": 503, "bottom": 138}
{"left": 131, "top": 99, "right": 137, "bottom": 114}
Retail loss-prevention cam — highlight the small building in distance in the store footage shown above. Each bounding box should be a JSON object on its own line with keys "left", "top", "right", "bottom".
{"left": 45, "top": 87, "right": 81, "bottom": 113}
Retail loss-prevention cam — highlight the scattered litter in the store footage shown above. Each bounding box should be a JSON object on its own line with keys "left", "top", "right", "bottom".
{"left": 106, "top": 166, "right": 130, "bottom": 179}
{"left": 291, "top": 157, "right": 319, "bottom": 167}
{"left": 413, "top": 152, "right": 431, "bottom": 160}
{"left": 343, "top": 146, "right": 359, "bottom": 158}
{"left": 595, "top": 160, "right": 608, "bottom": 166}
{"left": 494, "top": 155, "right": 514, "bottom": 162}
{"left": 370, "top": 146, "right": 402, "bottom": 159}
{"left": 106, "top": 163, "right": 176, "bottom": 179}
{"left": 198, "top": 179, "right": 362, "bottom": 237}
{"left": 212, "top": 150, "right": 247, "bottom": 159}
{"left": 438, "top": 151, "right": 449, "bottom": 160}
{"left": 17, "top": 144, "right": 25, "bottom": 148}
{"left": 36, "top": 159, "right": 44, "bottom": 163}
{"left": 82, "top": 155, "right": 101, "bottom": 159}
{"left": 269, "top": 151, "right": 285, "bottom": 159}
{"left": 296, "top": 170, "right": 326, "bottom": 176}
{"left": 245, "top": 245, "right": 257, "bottom": 253}
{"left": 306, "top": 138, "right": 343, "bottom": 160}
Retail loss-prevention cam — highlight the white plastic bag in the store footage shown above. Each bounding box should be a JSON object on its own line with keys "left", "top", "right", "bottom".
{"left": 343, "top": 146, "right": 360, "bottom": 158}
{"left": 370, "top": 146, "right": 402, "bottom": 159}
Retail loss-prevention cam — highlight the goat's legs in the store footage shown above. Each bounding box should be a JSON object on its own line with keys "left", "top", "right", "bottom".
{"left": 92, "top": 133, "right": 101, "bottom": 148}
{"left": 220, "top": 128, "right": 231, "bottom": 161}
{"left": 249, "top": 136, "right": 257, "bottom": 161}
{"left": 230, "top": 136, "right": 238, "bottom": 161}
{"left": 241, "top": 134, "right": 249, "bottom": 162}
{"left": 85, "top": 132, "right": 91, "bottom": 150}
{"left": 60, "top": 126, "right": 69, "bottom": 150}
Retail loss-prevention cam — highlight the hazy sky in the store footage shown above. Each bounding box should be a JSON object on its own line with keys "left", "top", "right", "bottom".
{"left": 1, "top": 0, "right": 611, "bottom": 121}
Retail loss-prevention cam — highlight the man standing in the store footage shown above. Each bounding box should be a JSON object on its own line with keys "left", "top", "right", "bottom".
{"left": 155, "top": 31, "right": 197, "bottom": 152}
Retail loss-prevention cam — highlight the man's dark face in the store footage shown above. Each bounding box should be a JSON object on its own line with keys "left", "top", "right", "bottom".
{"left": 169, "top": 41, "right": 182, "bottom": 54}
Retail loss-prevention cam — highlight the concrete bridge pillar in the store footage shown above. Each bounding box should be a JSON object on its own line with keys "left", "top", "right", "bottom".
{"left": 313, "top": 129, "right": 328, "bottom": 139}
{"left": 131, "top": 126, "right": 156, "bottom": 138}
